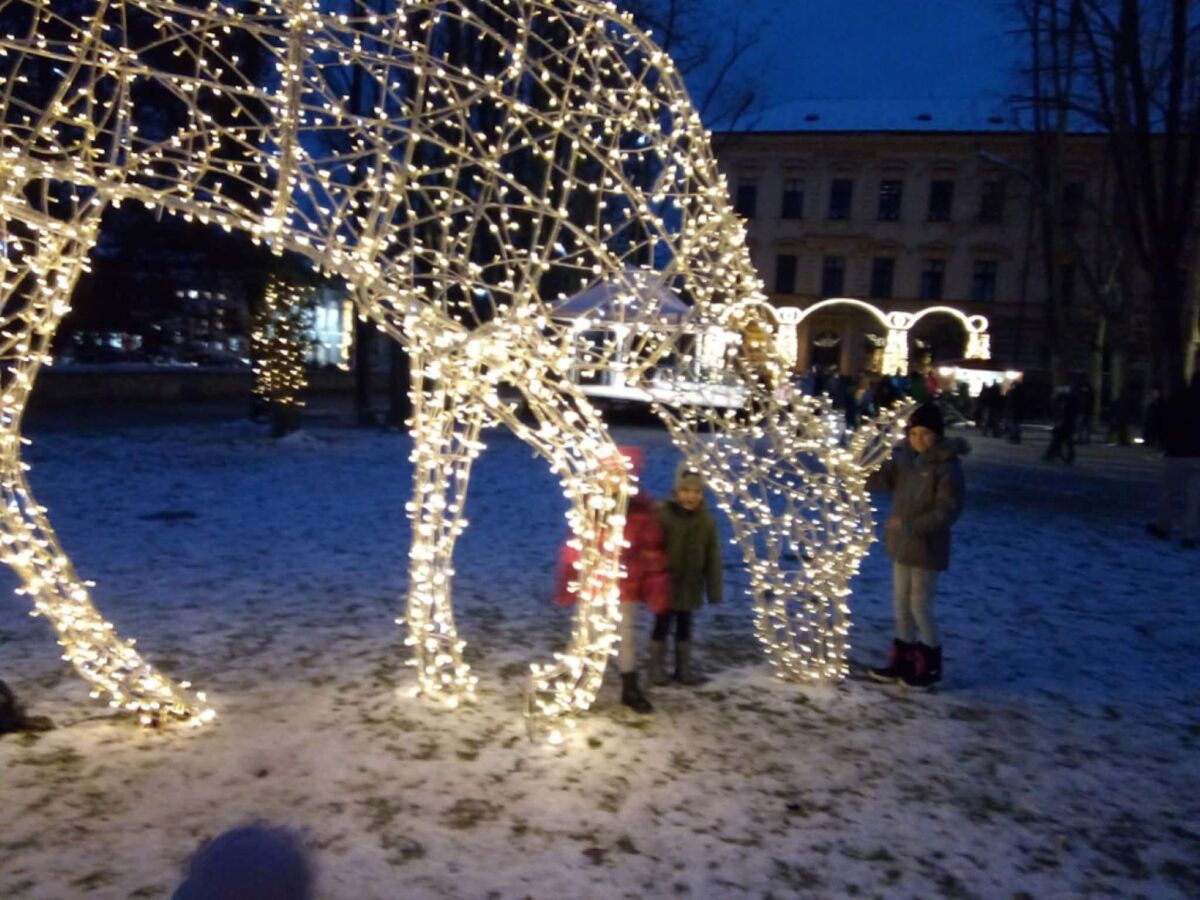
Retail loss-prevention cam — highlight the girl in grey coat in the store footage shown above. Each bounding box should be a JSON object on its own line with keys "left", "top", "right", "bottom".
{"left": 866, "top": 402, "right": 967, "bottom": 689}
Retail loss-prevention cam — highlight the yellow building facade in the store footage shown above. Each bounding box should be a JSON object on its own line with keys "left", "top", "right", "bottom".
{"left": 712, "top": 124, "right": 1122, "bottom": 384}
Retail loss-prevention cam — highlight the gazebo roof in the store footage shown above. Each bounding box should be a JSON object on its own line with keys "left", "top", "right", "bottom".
{"left": 552, "top": 269, "right": 692, "bottom": 325}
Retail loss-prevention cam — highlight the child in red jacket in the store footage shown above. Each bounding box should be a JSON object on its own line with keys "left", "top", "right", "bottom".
{"left": 554, "top": 446, "right": 669, "bottom": 712}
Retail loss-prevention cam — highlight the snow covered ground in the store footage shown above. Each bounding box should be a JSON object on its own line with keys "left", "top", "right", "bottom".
{"left": 1, "top": 405, "right": 1198, "bottom": 899}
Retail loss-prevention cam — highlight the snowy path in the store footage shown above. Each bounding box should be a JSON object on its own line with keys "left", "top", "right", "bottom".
{"left": 1, "top": 411, "right": 1197, "bottom": 898}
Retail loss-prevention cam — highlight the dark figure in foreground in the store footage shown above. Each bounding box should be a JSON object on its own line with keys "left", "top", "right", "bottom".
{"left": 866, "top": 403, "right": 968, "bottom": 690}
{"left": 650, "top": 462, "right": 723, "bottom": 686}
{"left": 173, "top": 824, "right": 313, "bottom": 900}
{"left": 1147, "top": 374, "right": 1200, "bottom": 549}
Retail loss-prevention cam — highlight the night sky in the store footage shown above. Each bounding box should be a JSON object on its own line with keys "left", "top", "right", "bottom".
{"left": 713, "top": 0, "right": 1024, "bottom": 111}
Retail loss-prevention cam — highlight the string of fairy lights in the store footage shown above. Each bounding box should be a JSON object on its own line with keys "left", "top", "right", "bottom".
{"left": 0, "top": 0, "right": 973, "bottom": 737}
{"left": 251, "top": 275, "right": 312, "bottom": 411}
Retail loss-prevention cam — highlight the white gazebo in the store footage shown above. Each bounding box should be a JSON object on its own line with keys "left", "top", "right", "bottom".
{"left": 551, "top": 269, "right": 747, "bottom": 408}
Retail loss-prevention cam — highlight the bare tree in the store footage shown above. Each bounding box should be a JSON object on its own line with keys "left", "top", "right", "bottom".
{"left": 1069, "top": 0, "right": 1199, "bottom": 389}
{"left": 1011, "top": 0, "right": 1084, "bottom": 389}
{"left": 1002, "top": 0, "right": 1135, "bottom": 430}
{"left": 616, "top": 0, "right": 774, "bottom": 130}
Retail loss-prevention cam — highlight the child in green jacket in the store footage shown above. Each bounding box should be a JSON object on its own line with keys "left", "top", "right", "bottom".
{"left": 650, "top": 461, "right": 723, "bottom": 685}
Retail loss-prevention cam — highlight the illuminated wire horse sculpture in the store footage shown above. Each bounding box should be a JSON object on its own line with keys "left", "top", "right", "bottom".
{"left": 0, "top": 0, "right": 909, "bottom": 731}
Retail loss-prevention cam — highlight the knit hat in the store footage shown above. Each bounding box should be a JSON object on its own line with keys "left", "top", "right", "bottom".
{"left": 908, "top": 402, "right": 945, "bottom": 437}
{"left": 675, "top": 460, "right": 705, "bottom": 492}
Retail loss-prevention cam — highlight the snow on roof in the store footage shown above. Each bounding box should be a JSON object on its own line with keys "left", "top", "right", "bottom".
{"left": 725, "top": 96, "right": 1021, "bottom": 133}
{"left": 551, "top": 268, "right": 692, "bottom": 325}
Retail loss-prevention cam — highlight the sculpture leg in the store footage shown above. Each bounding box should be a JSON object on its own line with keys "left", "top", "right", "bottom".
{"left": 657, "top": 392, "right": 908, "bottom": 684}
{"left": 0, "top": 219, "right": 210, "bottom": 725}
{"left": 487, "top": 370, "right": 627, "bottom": 741}
{"left": 401, "top": 344, "right": 487, "bottom": 707}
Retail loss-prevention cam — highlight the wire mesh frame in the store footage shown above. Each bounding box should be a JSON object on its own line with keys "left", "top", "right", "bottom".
{"left": 1, "top": 0, "right": 901, "bottom": 733}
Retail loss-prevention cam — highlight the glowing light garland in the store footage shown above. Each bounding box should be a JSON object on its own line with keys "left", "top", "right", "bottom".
{"left": 251, "top": 276, "right": 312, "bottom": 412}
{"left": 1, "top": 0, "right": 904, "bottom": 735}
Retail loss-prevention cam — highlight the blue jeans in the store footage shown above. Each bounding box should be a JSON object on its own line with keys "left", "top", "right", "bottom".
{"left": 893, "top": 562, "right": 940, "bottom": 646}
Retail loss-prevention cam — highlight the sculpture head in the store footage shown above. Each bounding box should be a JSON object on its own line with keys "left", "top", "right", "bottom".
{"left": 3, "top": 1, "right": 763, "bottom": 353}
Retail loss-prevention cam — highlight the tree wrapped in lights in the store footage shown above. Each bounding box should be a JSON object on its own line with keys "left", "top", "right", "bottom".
{"left": 251, "top": 275, "right": 313, "bottom": 437}
{"left": 1, "top": 0, "right": 903, "bottom": 735}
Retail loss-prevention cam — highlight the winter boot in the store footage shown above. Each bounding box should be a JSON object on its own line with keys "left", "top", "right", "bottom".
{"left": 868, "top": 639, "right": 913, "bottom": 684}
{"left": 902, "top": 643, "right": 942, "bottom": 690}
{"left": 648, "top": 640, "right": 670, "bottom": 685}
{"left": 620, "top": 672, "right": 653, "bottom": 714}
{"left": 675, "top": 641, "right": 708, "bottom": 686}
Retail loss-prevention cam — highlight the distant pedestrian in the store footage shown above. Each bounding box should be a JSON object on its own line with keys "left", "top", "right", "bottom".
{"left": 874, "top": 375, "right": 898, "bottom": 410}
{"left": 1106, "top": 391, "right": 1133, "bottom": 446}
{"left": 1146, "top": 374, "right": 1200, "bottom": 549}
{"left": 1075, "top": 382, "right": 1095, "bottom": 443}
{"left": 910, "top": 370, "right": 930, "bottom": 403}
{"left": 856, "top": 375, "right": 877, "bottom": 420}
{"left": 975, "top": 383, "right": 998, "bottom": 435}
{"left": 650, "top": 461, "right": 723, "bottom": 686}
{"left": 1143, "top": 387, "right": 1165, "bottom": 449}
{"left": 925, "top": 369, "right": 941, "bottom": 399}
{"left": 1043, "top": 385, "right": 1079, "bottom": 464}
{"left": 866, "top": 402, "right": 968, "bottom": 690}
{"left": 1003, "top": 380, "right": 1025, "bottom": 444}
{"left": 842, "top": 375, "right": 860, "bottom": 429}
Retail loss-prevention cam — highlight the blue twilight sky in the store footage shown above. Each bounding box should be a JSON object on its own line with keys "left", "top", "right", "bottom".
{"left": 694, "top": 0, "right": 1027, "bottom": 127}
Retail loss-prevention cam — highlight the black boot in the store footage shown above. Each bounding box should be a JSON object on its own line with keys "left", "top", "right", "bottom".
{"left": 648, "top": 640, "right": 670, "bottom": 686}
{"left": 868, "top": 639, "right": 913, "bottom": 683}
{"left": 675, "top": 641, "right": 708, "bottom": 686}
{"left": 902, "top": 643, "right": 942, "bottom": 690}
{"left": 620, "top": 672, "right": 653, "bottom": 713}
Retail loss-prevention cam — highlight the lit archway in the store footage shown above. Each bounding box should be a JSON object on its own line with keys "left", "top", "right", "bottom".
{"left": 787, "top": 299, "right": 989, "bottom": 376}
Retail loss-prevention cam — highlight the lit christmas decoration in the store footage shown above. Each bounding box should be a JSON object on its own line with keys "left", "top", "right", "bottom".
{"left": 1, "top": 0, "right": 914, "bottom": 734}
{"left": 251, "top": 275, "right": 313, "bottom": 417}
{"left": 791, "top": 299, "right": 991, "bottom": 378}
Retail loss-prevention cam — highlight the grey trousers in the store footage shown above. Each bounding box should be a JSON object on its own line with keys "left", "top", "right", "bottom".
{"left": 1154, "top": 456, "right": 1200, "bottom": 542}
{"left": 617, "top": 601, "right": 638, "bottom": 674}
{"left": 893, "top": 562, "right": 940, "bottom": 646}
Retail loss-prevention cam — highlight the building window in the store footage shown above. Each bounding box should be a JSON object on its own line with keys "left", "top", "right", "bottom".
{"left": 821, "top": 255, "right": 846, "bottom": 296}
{"left": 781, "top": 179, "right": 804, "bottom": 219}
{"left": 971, "top": 260, "right": 998, "bottom": 302}
{"left": 1062, "top": 181, "right": 1085, "bottom": 226}
{"left": 927, "top": 179, "right": 954, "bottom": 222}
{"left": 735, "top": 180, "right": 758, "bottom": 218}
{"left": 869, "top": 257, "right": 895, "bottom": 299}
{"left": 828, "top": 178, "right": 853, "bottom": 220}
{"left": 919, "top": 259, "right": 945, "bottom": 300}
{"left": 979, "top": 180, "right": 1006, "bottom": 222}
{"left": 775, "top": 253, "right": 798, "bottom": 294}
{"left": 877, "top": 179, "right": 903, "bottom": 221}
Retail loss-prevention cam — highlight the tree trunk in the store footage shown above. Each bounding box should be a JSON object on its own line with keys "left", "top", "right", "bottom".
{"left": 1186, "top": 279, "right": 1199, "bottom": 382}
{"left": 1149, "top": 261, "right": 1187, "bottom": 390}
{"left": 270, "top": 402, "right": 303, "bottom": 439}
{"left": 1089, "top": 314, "right": 1106, "bottom": 431}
